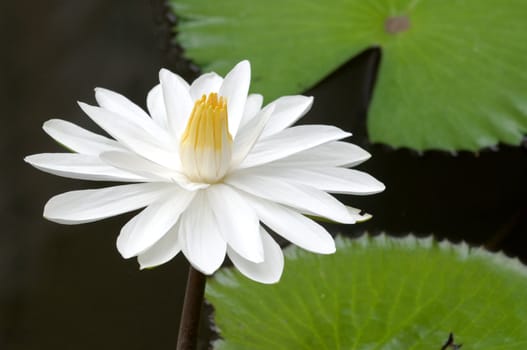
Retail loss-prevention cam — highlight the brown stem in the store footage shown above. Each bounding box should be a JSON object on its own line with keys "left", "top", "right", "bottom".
{"left": 177, "top": 265, "right": 206, "bottom": 350}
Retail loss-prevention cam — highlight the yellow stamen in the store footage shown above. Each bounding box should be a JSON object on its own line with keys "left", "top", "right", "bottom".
{"left": 179, "top": 93, "right": 233, "bottom": 183}
{"left": 181, "top": 93, "right": 232, "bottom": 150}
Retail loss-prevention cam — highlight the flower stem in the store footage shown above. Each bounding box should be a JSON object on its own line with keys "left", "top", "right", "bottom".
{"left": 177, "top": 265, "right": 206, "bottom": 350}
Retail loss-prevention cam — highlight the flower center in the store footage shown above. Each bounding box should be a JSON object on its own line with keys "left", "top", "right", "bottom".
{"left": 179, "top": 93, "right": 233, "bottom": 183}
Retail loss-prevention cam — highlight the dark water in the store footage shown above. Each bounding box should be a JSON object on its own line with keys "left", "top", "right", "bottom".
{"left": 2, "top": 1, "right": 526, "bottom": 349}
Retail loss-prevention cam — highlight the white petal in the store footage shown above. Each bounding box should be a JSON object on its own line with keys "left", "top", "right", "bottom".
{"left": 44, "top": 183, "right": 171, "bottom": 224}
{"left": 260, "top": 95, "right": 313, "bottom": 138}
{"left": 219, "top": 60, "right": 251, "bottom": 137}
{"left": 269, "top": 141, "right": 371, "bottom": 168}
{"left": 347, "top": 206, "right": 372, "bottom": 222}
{"left": 228, "top": 227, "right": 284, "bottom": 284}
{"left": 169, "top": 173, "right": 211, "bottom": 191}
{"left": 240, "top": 193, "right": 336, "bottom": 254}
{"left": 159, "top": 68, "right": 193, "bottom": 138}
{"left": 189, "top": 72, "right": 223, "bottom": 101}
{"left": 230, "top": 104, "right": 274, "bottom": 168}
{"left": 43, "top": 119, "right": 125, "bottom": 155}
{"left": 79, "top": 102, "right": 179, "bottom": 169}
{"left": 246, "top": 166, "right": 385, "bottom": 195}
{"left": 25, "top": 153, "right": 146, "bottom": 182}
{"left": 147, "top": 84, "right": 168, "bottom": 128}
{"left": 100, "top": 151, "right": 206, "bottom": 191}
{"left": 239, "top": 125, "right": 351, "bottom": 169}
{"left": 117, "top": 189, "right": 196, "bottom": 258}
{"left": 95, "top": 87, "right": 151, "bottom": 121}
{"left": 206, "top": 184, "right": 263, "bottom": 263}
{"left": 100, "top": 151, "right": 179, "bottom": 181}
{"left": 239, "top": 93, "right": 263, "bottom": 127}
{"left": 226, "top": 173, "right": 355, "bottom": 223}
{"left": 138, "top": 224, "right": 181, "bottom": 269}
{"left": 179, "top": 192, "right": 226, "bottom": 274}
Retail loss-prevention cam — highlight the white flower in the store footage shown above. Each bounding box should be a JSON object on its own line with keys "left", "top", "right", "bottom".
{"left": 25, "top": 61, "right": 384, "bottom": 284}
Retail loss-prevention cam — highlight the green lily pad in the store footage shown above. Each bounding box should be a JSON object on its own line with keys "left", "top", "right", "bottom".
{"left": 170, "top": 0, "right": 527, "bottom": 151}
{"left": 207, "top": 235, "right": 527, "bottom": 349}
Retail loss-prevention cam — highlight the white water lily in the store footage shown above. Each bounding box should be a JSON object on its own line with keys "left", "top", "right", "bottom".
{"left": 25, "top": 60, "right": 384, "bottom": 284}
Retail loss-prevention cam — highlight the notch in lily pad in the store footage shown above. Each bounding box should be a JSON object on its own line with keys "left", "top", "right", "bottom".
{"left": 171, "top": 0, "right": 527, "bottom": 152}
